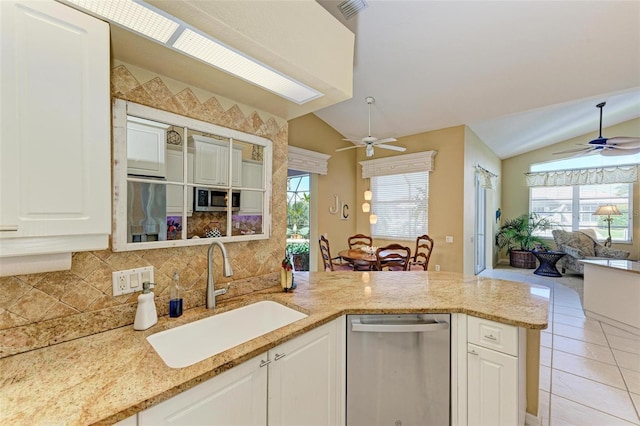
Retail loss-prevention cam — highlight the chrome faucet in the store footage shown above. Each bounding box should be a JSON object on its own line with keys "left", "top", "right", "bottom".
{"left": 207, "top": 241, "right": 234, "bottom": 309}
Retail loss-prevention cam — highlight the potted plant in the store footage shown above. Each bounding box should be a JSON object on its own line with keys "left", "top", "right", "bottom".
{"left": 495, "top": 213, "right": 555, "bottom": 268}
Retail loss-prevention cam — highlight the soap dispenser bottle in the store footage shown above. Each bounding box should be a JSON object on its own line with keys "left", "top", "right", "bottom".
{"left": 134, "top": 281, "right": 158, "bottom": 331}
{"left": 169, "top": 271, "right": 183, "bottom": 318}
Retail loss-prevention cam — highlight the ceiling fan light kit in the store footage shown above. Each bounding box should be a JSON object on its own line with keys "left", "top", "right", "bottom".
{"left": 336, "top": 96, "right": 406, "bottom": 157}
{"left": 553, "top": 102, "right": 640, "bottom": 157}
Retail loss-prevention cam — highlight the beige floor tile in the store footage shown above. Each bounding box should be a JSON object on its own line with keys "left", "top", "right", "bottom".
{"left": 552, "top": 350, "right": 626, "bottom": 389}
{"left": 553, "top": 335, "right": 616, "bottom": 365}
{"left": 541, "top": 331, "right": 552, "bottom": 348}
{"left": 538, "top": 389, "right": 550, "bottom": 426}
{"left": 540, "top": 364, "right": 551, "bottom": 392}
{"left": 621, "top": 368, "right": 640, "bottom": 395}
{"left": 609, "top": 334, "right": 640, "bottom": 355}
{"left": 553, "top": 296, "right": 583, "bottom": 310}
{"left": 604, "top": 323, "right": 640, "bottom": 342}
{"left": 553, "top": 312, "right": 603, "bottom": 330}
{"left": 540, "top": 346, "right": 552, "bottom": 367}
{"left": 551, "top": 369, "right": 639, "bottom": 423}
{"left": 553, "top": 322, "right": 608, "bottom": 346}
{"left": 549, "top": 394, "right": 638, "bottom": 426}
{"left": 630, "top": 393, "right": 640, "bottom": 418}
{"left": 614, "top": 349, "right": 640, "bottom": 373}
{"left": 553, "top": 304, "right": 586, "bottom": 319}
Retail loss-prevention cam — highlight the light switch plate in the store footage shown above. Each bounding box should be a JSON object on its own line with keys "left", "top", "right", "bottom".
{"left": 445, "top": 236, "right": 453, "bottom": 243}
{"left": 112, "top": 266, "right": 154, "bottom": 296}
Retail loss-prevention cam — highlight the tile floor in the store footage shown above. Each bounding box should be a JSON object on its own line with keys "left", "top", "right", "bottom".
{"left": 480, "top": 267, "right": 640, "bottom": 425}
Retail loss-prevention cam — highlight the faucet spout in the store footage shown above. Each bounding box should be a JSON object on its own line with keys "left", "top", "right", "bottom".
{"left": 207, "top": 241, "right": 234, "bottom": 309}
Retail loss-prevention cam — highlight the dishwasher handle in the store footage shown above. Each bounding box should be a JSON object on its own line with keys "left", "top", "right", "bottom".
{"left": 351, "top": 317, "right": 449, "bottom": 333}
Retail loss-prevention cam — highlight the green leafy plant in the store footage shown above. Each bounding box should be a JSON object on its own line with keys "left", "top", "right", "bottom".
{"left": 286, "top": 241, "right": 309, "bottom": 255}
{"left": 495, "top": 213, "right": 555, "bottom": 252}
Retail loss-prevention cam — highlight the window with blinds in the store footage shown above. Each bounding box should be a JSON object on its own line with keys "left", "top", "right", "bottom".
{"left": 371, "top": 171, "right": 428, "bottom": 239}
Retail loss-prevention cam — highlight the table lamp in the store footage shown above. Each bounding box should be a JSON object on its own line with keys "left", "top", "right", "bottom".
{"left": 593, "top": 205, "right": 621, "bottom": 247}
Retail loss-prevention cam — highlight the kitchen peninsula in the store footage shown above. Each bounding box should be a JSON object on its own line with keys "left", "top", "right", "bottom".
{"left": 0, "top": 271, "right": 549, "bottom": 425}
{"left": 581, "top": 259, "right": 640, "bottom": 334}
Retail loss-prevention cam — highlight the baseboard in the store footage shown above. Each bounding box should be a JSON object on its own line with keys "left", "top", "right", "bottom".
{"left": 525, "top": 412, "right": 540, "bottom": 426}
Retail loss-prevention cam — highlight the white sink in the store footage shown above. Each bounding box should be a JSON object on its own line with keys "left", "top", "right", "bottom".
{"left": 147, "top": 301, "right": 307, "bottom": 368}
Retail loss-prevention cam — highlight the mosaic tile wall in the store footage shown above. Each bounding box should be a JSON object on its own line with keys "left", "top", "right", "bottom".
{"left": 0, "top": 65, "right": 288, "bottom": 356}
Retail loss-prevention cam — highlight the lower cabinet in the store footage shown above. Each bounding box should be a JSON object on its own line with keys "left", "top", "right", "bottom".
{"left": 465, "top": 316, "right": 526, "bottom": 426}
{"left": 138, "top": 319, "right": 343, "bottom": 426}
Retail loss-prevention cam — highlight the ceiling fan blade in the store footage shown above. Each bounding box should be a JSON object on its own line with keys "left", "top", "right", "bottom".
{"left": 342, "top": 138, "right": 364, "bottom": 145}
{"left": 373, "top": 137, "right": 397, "bottom": 145}
{"left": 607, "top": 136, "right": 640, "bottom": 147}
{"left": 376, "top": 144, "right": 406, "bottom": 152}
{"left": 552, "top": 146, "right": 595, "bottom": 155}
{"left": 336, "top": 145, "right": 362, "bottom": 152}
{"left": 600, "top": 147, "right": 640, "bottom": 156}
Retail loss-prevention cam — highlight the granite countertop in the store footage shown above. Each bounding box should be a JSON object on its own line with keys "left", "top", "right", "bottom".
{"left": 580, "top": 258, "right": 640, "bottom": 273}
{"left": 0, "top": 271, "right": 550, "bottom": 425}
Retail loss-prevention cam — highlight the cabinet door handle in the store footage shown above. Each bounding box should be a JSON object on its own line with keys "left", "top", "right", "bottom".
{"left": 259, "top": 359, "right": 272, "bottom": 368}
{"left": 0, "top": 226, "right": 18, "bottom": 232}
{"left": 468, "top": 349, "right": 479, "bottom": 356}
{"left": 484, "top": 334, "right": 497, "bottom": 341}
{"left": 274, "top": 353, "right": 286, "bottom": 361}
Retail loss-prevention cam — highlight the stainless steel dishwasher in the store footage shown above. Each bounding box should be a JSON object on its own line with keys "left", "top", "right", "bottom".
{"left": 346, "top": 313, "right": 450, "bottom": 426}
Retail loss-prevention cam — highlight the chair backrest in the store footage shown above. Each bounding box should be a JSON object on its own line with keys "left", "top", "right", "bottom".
{"left": 413, "top": 234, "right": 434, "bottom": 270}
{"left": 319, "top": 235, "right": 334, "bottom": 271}
{"left": 552, "top": 229, "right": 597, "bottom": 257}
{"left": 348, "top": 234, "right": 372, "bottom": 249}
{"left": 376, "top": 244, "right": 411, "bottom": 271}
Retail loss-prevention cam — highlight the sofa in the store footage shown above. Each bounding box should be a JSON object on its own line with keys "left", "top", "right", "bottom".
{"left": 551, "top": 229, "right": 631, "bottom": 274}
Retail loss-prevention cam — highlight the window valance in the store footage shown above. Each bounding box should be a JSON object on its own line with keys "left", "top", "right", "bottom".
{"left": 288, "top": 146, "right": 331, "bottom": 175}
{"left": 525, "top": 165, "right": 638, "bottom": 187}
{"left": 360, "top": 151, "right": 437, "bottom": 178}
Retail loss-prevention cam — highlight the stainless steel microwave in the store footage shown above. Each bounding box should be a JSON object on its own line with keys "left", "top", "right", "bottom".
{"left": 194, "top": 188, "right": 240, "bottom": 212}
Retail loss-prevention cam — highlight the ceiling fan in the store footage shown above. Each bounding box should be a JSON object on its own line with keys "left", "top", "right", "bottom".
{"left": 336, "top": 96, "right": 406, "bottom": 157}
{"left": 553, "top": 102, "right": 640, "bottom": 157}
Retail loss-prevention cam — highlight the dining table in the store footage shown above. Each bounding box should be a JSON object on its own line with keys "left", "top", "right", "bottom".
{"left": 338, "top": 248, "right": 408, "bottom": 270}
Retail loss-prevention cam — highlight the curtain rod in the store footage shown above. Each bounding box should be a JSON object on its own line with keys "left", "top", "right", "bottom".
{"left": 476, "top": 164, "right": 498, "bottom": 177}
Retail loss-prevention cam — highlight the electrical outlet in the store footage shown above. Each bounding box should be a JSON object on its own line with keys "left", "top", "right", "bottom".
{"left": 445, "top": 236, "right": 453, "bottom": 243}
{"left": 112, "top": 266, "right": 154, "bottom": 296}
{"left": 435, "top": 264, "right": 441, "bottom": 271}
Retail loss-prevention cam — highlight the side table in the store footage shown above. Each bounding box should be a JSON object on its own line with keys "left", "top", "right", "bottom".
{"left": 531, "top": 250, "right": 566, "bottom": 277}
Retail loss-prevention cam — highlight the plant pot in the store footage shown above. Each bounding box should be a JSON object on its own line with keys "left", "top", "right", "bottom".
{"left": 509, "top": 250, "right": 536, "bottom": 269}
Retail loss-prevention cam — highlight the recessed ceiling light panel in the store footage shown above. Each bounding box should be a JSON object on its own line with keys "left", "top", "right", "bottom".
{"left": 173, "top": 28, "right": 322, "bottom": 104}
{"left": 63, "top": 0, "right": 179, "bottom": 43}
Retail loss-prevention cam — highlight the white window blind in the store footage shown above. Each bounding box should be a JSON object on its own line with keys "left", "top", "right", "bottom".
{"left": 371, "top": 171, "right": 428, "bottom": 239}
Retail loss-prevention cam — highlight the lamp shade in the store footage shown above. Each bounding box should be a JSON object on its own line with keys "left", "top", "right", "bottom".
{"left": 362, "top": 202, "right": 370, "bottom": 213}
{"left": 369, "top": 213, "right": 377, "bottom": 224}
{"left": 593, "top": 205, "right": 621, "bottom": 216}
{"left": 364, "top": 190, "right": 372, "bottom": 201}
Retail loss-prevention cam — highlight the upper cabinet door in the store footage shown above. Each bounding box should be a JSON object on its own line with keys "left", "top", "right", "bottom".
{"left": 127, "top": 117, "right": 168, "bottom": 178}
{"left": 0, "top": 0, "right": 110, "bottom": 257}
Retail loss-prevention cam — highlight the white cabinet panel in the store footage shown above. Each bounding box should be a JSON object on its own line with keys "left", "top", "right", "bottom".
{"left": 166, "top": 146, "right": 193, "bottom": 215}
{"left": 127, "top": 117, "right": 168, "bottom": 178}
{"left": 240, "top": 161, "right": 263, "bottom": 214}
{"left": 467, "top": 343, "right": 518, "bottom": 426}
{"left": 269, "top": 320, "right": 340, "bottom": 426}
{"left": 0, "top": 0, "right": 110, "bottom": 261}
{"left": 138, "top": 356, "right": 267, "bottom": 426}
{"left": 192, "top": 135, "right": 243, "bottom": 187}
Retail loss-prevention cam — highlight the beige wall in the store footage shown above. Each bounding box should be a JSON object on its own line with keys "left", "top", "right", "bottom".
{"left": 288, "top": 114, "right": 357, "bottom": 269}
{"left": 501, "top": 118, "right": 640, "bottom": 262}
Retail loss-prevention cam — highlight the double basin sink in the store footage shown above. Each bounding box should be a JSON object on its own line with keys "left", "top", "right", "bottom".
{"left": 147, "top": 301, "right": 308, "bottom": 368}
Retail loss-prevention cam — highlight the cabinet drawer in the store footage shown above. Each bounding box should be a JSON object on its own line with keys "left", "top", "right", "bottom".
{"left": 468, "top": 316, "right": 518, "bottom": 356}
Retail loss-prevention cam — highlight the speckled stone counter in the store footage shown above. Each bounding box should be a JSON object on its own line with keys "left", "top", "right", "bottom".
{"left": 0, "top": 271, "right": 550, "bottom": 425}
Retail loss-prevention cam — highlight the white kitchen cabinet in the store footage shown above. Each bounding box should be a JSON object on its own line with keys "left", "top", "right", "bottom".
{"left": 127, "top": 117, "right": 168, "bottom": 178}
{"left": 138, "top": 319, "right": 343, "bottom": 426}
{"left": 191, "top": 135, "right": 243, "bottom": 187}
{"left": 240, "top": 160, "right": 264, "bottom": 214}
{"left": 166, "top": 145, "right": 194, "bottom": 215}
{"left": 0, "top": 0, "right": 110, "bottom": 270}
{"left": 465, "top": 316, "right": 526, "bottom": 426}
{"left": 138, "top": 356, "right": 267, "bottom": 425}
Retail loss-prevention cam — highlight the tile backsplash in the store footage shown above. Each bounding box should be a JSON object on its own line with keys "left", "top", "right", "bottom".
{"left": 0, "top": 64, "right": 288, "bottom": 357}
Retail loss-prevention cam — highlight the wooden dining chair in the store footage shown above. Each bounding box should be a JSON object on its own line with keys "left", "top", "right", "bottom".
{"left": 375, "top": 244, "right": 412, "bottom": 271}
{"left": 347, "top": 234, "right": 374, "bottom": 271}
{"left": 319, "top": 236, "right": 352, "bottom": 272}
{"left": 410, "top": 234, "right": 434, "bottom": 271}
